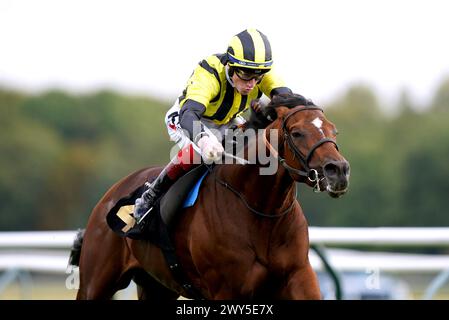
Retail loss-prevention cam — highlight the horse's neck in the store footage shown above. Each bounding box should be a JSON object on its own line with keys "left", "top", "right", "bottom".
{"left": 231, "top": 165, "right": 296, "bottom": 214}
{"left": 216, "top": 122, "right": 296, "bottom": 214}
{"left": 216, "top": 160, "right": 296, "bottom": 216}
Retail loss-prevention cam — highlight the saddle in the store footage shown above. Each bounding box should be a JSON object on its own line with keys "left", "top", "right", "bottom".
{"left": 106, "top": 164, "right": 209, "bottom": 241}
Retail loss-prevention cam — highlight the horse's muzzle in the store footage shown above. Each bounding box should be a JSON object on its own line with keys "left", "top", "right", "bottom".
{"left": 322, "top": 160, "right": 350, "bottom": 198}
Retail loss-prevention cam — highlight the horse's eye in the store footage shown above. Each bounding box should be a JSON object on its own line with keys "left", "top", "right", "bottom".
{"left": 291, "top": 131, "right": 303, "bottom": 139}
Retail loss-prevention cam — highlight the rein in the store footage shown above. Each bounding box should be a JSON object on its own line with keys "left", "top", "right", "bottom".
{"left": 206, "top": 165, "right": 296, "bottom": 219}
{"left": 264, "top": 106, "right": 339, "bottom": 192}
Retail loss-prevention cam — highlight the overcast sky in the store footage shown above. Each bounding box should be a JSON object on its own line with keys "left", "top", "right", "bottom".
{"left": 1, "top": 0, "right": 449, "bottom": 111}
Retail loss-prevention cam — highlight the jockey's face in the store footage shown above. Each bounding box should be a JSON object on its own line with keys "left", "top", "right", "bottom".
{"left": 232, "top": 72, "right": 258, "bottom": 95}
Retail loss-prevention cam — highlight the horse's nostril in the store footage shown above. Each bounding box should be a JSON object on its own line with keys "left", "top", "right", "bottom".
{"left": 324, "top": 161, "right": 350, "bottom": 178}
{"left": 324, "top": 163, "right": 338, "bottom": 177}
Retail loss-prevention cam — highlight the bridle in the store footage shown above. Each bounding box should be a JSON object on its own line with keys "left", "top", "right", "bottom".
{"left": 211, "top": 105, "right": 339, "bottom": 218}
{"left": 264, "top": 106, "right": 339, "bottom": 192}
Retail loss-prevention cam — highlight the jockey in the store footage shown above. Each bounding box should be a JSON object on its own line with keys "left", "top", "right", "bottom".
{"left": 133, "top": 28, "right": 294, "bottom": 223}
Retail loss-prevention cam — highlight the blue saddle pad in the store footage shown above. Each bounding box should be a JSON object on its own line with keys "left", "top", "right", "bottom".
{"left": 183, "top": 170, "right": 209, "bottom": 208}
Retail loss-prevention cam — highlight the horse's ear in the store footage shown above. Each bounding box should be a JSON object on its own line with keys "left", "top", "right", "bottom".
{"left": 273, "top": 106, "right": 291, "bottom": 119}
{"left": 262, "top": 105, "right": 289, "bottom": 122}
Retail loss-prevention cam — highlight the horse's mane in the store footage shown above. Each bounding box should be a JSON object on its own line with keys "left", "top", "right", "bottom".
{"left": 268, "top": 93, "right": 314, "bottom": 109}
{"left": 245, "top": 93, "right": 315, "bottom": 130}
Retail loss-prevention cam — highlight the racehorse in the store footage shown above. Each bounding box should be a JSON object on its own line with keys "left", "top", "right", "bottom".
{"left": 70, "top": 94, "right": 350, "bottom": 300}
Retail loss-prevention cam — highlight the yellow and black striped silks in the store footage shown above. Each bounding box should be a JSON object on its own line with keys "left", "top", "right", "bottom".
{"left": 178, "top": 53, "right": 286, "bottom": 125}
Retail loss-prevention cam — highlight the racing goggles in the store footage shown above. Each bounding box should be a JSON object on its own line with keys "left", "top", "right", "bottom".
{"left": 234, "top": 68, "right": 267, "bottom": 82}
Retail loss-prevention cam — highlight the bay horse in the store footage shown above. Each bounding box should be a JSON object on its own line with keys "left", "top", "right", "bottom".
{"left": 70, "top": 94, "right": 350, "bottom": 300}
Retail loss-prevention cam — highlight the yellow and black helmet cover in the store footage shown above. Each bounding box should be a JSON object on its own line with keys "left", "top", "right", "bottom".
{"left": 227, "top": 28, "right": 273, "bottom": 72}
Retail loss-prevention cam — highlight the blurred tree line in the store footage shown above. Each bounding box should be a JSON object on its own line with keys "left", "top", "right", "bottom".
{"left": 0, "top": 89, "right": 172, "bottom": 230}
{"left": 0, "top": 79, "right": 448, "bottom": 231}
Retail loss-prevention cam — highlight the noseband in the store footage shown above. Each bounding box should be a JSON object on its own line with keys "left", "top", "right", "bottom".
{"left": 264, "top": 106, "right": 339, "bottom": 192}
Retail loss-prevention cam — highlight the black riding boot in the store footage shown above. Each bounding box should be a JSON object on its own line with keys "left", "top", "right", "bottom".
{"left": 133, "top": 167, "right": 174, "bottom": 224}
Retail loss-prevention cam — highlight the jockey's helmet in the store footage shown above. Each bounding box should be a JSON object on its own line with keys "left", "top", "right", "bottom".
{"left": 227, "top": 29, "right": 273, "bottom": 76}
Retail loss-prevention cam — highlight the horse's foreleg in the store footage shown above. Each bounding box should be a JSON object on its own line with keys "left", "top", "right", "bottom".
{"left": 278, "top": 263, "right": 321, "bottom": 300}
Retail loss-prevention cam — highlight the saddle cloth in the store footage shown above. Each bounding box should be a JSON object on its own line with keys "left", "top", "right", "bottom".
{"left": 106, "top": 165, "right": 209, "bottom": 241}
